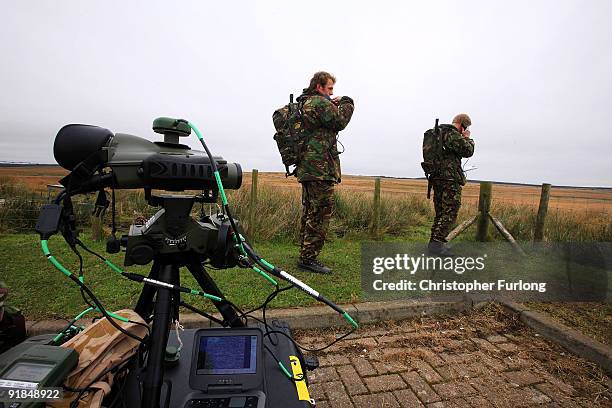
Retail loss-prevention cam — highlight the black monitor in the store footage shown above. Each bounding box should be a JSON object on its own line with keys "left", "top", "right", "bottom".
{"left": 189, "top": 328, "right": 264, "bottom": 393}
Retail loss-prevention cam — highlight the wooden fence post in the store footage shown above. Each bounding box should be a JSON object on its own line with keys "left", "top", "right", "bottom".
{"left": 248, "top": 169, "right": 258, "bottom": 242}
{"left": 91, "top": 216, "right": 104, "bottom": 242}
{"left": 446, "top": 214, "right": 478, "bottom": 242}
{"left": 534, "top": 183, "right": 551, "bottom": 242}
{"left": 489, "top": 214, "right": 527, "bottom": 256}
{"left": 371, "top": 177, "right": 381, "bottom": 239}
{"left": 476, "top": 181, "right": 492, "bottom": 242}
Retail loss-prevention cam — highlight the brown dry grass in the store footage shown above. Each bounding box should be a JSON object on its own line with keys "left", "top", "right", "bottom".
{"left": 527, "top": 302, "right": 612, "bottom": 347}
{"left": 0, "top": 166, "right": 68, "bottom": 192}
{"left": 1, "top": 166, "right": 610, "bottom": 241}
{"left": 239, "top": 172, "right": 612, "bottom": 214}
{"left": 1, "top": 166, "right": 610, "bottom": 214}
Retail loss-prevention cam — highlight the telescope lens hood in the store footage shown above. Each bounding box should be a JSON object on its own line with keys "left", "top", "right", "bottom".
{"left": 54, "top": 124, "right": 113, "bottom": 170}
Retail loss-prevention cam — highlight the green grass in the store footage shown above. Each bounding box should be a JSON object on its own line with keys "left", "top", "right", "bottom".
{"left": 4, "top": 227, "right": 608, "bottom": 321}
{"left": 0, "top": 233, "right": 368, "bottom": 320}
{"left": 1, "top": 175, "right": 610, "bottom": 334}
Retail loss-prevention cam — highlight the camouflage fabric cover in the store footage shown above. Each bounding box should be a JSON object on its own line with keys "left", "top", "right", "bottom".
{"left": 423, "top": 124, "right": 474, "bottom": 185}
{"left": 299, "top": 181, "right": 335, "bottom": 260}
{"left": 49, "top": 309, "right": 148, "bottom": 408}
{"left": 296, "top": 94, "right": 354, "bottom": 183}
{"left": 430, "top": 180, "right": 462, "bottom": 242}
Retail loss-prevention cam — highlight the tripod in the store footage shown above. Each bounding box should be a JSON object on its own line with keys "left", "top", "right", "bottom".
{"left": 123, "top": 193, "right": 245, "bottom": 408}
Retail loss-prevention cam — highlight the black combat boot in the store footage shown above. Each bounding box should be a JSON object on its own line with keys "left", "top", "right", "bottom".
{"left": 427, "top": 240, "right": 455, "bottom": 257}
{"left": 297, "top": 258, "right": 332, "bottom": 274}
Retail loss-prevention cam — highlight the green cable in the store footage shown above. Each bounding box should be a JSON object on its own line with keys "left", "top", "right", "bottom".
{"left": 188, "top": 289, "right": 222, "bottom": 302}
{"left": 52, "top": 306, "right": 95, "bottom": 343}
{"left": 253, "top": 266, "right": 278, "bottom": 286}
{"left": 188, "top": 121, "right": 278, "bottom": 287}
{"left": 41, "top": 240, "right": 129, "bottom": 323}
{"left": 104, "top": 259, "right": 123, "bottom": 274}
{"left": 259, "top": 258, "right": 275, "bottom": 270}
{"left": 190, "top": 121, "right": 205, "bottom": 141}
{"left": 41, "top": 240, "right": 71, "bottom": 278}
{"left": 53, "top": 305, "right": 130, "bottom": 344}
{"left": 278, "top": 361, "right": 292, "bottom": 379}
{"left": 102, "top": 256, "right": 222, "bottom": 301}
{"left": 214, "top": 171, "right": 229, "bottom": 206}
{"left": 343, "top": 312, "right": 359, "bottom": 329}
{"left": 73, "top": 307, "right": 95, "bottom": 323}
{"left": 240, "top": 236, "right": 277, "bottom": 271}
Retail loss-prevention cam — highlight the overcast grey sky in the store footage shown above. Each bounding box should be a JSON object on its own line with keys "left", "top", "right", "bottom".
{"left": 1, "top": 0, "right": 611, "bottom": 186}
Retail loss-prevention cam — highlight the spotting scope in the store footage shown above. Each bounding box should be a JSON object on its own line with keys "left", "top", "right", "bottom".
{"left": 53, "top": 117, "right": 242, "bottom": 193}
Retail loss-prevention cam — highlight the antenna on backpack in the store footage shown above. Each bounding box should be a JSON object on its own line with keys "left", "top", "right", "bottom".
{"left": 284, "top": 93, "right": 295, "bottom": 177}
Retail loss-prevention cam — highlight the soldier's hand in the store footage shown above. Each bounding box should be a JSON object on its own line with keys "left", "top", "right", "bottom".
{"left": 462, "top": 129, "right": 471, "bottom": 138}
{"left": 332, "top": 96, "right": 341, "bottom": 104}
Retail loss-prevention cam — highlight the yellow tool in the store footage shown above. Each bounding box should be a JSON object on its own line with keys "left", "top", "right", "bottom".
{"left": 289, "top": 355, "right": 315, "bottom": 406}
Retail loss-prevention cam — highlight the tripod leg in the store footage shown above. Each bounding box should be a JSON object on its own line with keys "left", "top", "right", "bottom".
{"left": 186, "top": 260, "right": 244, "bottom": 327}
{"left": 134, "top": 261, "right": 161, "bottom": 321}
{"left": 142, "top": 263, "right": 178, "bottom": 408}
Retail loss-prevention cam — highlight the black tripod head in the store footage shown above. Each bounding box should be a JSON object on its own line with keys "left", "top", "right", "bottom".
{"left": 117, "top": 193, "right": 244, "bottom": 269}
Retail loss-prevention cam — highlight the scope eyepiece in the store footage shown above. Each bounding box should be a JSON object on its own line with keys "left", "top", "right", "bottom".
{"left": 54, "top": 124, "right": 113, "bottom": 171}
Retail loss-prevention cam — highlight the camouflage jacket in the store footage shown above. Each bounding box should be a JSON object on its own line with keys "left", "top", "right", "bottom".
{"left": 295, "top": 93, "right": 354, "bottom": 183}
{"left": 429, "top": 124, "right": 475, "bottom": 185}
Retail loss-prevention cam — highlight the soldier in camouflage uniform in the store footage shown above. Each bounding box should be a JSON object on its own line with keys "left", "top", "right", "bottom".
{"left": 296, "top": 72, "right": 354, "bottom": 274}
{"left": 428, "top": 114, "right": 475, "bottom": 256}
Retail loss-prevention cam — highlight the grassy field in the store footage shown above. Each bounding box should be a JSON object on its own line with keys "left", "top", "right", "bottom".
{"left": 0, "top": 166, "right": 610, "bottom": 345}
{"left": 1, "top": 166, "right": 611, "bottom": 241}
{"left": 0, "top": 232, "right": 371, "bottom": 320}
{"left": 4, "top": 229, "right": 607, "bottom": 320}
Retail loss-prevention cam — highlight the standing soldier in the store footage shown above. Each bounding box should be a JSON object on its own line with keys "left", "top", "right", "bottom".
{"left": 426, "top": 114, "right": 475, "bottom": 256}
{"left": 296, "top": 71, "right": 354, "bottom": 274}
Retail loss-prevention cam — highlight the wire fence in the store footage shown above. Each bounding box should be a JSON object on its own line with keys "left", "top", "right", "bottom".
{"left": 1, "top": 176, "right": 610, "bottom": 242}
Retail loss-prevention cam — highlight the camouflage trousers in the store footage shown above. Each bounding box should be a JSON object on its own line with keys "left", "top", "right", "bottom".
{"left": 430, "top": 180, "right": 462, "bottom": 242}
{"left": 299, "top": 181, "right": 335, "bottom": 260}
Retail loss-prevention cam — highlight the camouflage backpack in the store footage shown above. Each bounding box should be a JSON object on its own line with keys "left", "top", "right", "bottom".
{"left": 273, "top": 94, "right": 306, "bottom": 177}
{"left": 421, "top": 118, "right": 446, "bottom": 199}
